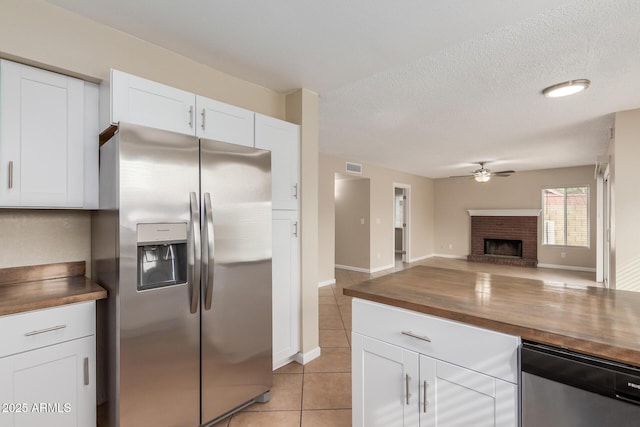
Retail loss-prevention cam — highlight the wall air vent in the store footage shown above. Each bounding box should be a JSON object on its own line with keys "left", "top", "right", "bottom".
{"left": 345, "top": 162, "right": 362, "bottom": 175}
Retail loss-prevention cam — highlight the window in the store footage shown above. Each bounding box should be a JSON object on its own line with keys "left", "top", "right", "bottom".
{"left": 542, "top": 186, "right": 589, "bottom": 247}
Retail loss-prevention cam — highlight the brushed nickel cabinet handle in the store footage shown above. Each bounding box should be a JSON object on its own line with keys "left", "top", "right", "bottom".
{"left": 293, "top": 221, "right": 298, "bottom": 237}
{"left": 292, "top": 183, "right": 298, "bottom": 199}
{"left": 201, "top": 108, "right": 206, "bottom": 130}
{"left": 401, "top": 330, "right": 431, "bottom": 342}
{"left": 84, "top": 357, "right": 89, "bottom": 386}
{"left": 423, "top": 380, "right": 428, "bottom": 413}
{"left": 406, "top": 374, "right": 411, "bottom": 405}
{"left": 24, "top": 324, "right": 67, "bottom": 336}
{"left": 188, "top": 105, "right": 194, "bottom": 128}
{"left": 8, "top": 161, "right": 13, "bottom": 189}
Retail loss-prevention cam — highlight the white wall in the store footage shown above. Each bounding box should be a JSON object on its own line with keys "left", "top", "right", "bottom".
{"left": 612, "top": 108, "right": 640, "bottom": 290}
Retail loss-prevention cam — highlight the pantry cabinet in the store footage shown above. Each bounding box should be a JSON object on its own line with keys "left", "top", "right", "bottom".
{"left": 0, "top": 302, "right": 96, "bottom": 427}
{"left": 271, "top": 210, "right": 300, "bottom": 367}
{"left": 352, "top": 299, "right": 519, "bottom": 427}
{"left": 0, "top": 60, "right": 98, "bottom": 208}
{"left": 255, "top": 113, "right": 300, "bottom": 211}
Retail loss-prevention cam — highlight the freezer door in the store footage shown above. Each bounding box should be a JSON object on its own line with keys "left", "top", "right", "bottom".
{"left": 200, "top": 139, "right": 273, "bottom": 423}
{"left": 117, "top": 123, "right": 200, "bottom": 427}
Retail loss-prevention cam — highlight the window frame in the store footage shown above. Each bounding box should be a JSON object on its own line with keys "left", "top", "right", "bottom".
{"left": 541, "top": 185, "right": 590, "bottom": 249}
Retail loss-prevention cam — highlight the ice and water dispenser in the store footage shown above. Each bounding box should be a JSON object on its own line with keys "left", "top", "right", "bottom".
{"left": 136, "top": 223, "right": 188, "bottom": 291}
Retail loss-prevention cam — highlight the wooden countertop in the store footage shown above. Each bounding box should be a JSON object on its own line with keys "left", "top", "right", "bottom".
{"left": 343, "top": 265, "right": 640, "bottom": 366}
{"left": 0, "top": 261, "right": 107, "bottom": 316}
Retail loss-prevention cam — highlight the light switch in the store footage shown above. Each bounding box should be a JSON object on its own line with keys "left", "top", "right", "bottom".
{"left": 360, "top": 218, "right": 365, "bottom": 225}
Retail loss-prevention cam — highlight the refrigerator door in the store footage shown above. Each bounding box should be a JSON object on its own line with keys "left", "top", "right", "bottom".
{"left": 200, "top": 139, "right": 273, "bottom": 423}
{"left": 117, "top": 123, "right": 201, "bottom": 427}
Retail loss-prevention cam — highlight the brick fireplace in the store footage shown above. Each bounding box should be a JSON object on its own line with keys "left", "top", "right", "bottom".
{"left": 467, "top": 209, "right": 541, "bottom": 268}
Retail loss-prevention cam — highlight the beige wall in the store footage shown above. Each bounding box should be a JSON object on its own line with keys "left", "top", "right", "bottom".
{"left": 0, "top": 210, "right": 91, "bottom": 274}
{"left": 434, "top": 166, "right": 597, "bottom": 269}
{"left": 0, "top": 0, "right": 284, "bottom": 117}
{"left": 0, "top": 0, "right": 286, "bottom": 273}
{"left": 612, "top": 109, "right": 640, "bottom": 290}
{"left": 286, "top": 89, "right": 320, "bottom": 355}
{"left": 335, "top": 177, "right": 371, "bottom": 269}
{"left": 318, "top": 153, "right": 435, "bottom": 283}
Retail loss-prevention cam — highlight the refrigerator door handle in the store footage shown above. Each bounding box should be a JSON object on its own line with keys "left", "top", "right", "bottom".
{"left": 188, "top": 192, "right": 201, "bottom": 314}
{"left": 203, "top": 192, "right": 215, "bottom": 311}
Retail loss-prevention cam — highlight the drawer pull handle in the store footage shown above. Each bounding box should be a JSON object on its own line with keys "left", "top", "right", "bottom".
{"left": 406, "top": 374, "right": 411, "bottom": 405}
{"left": 401, "top": 330, "right": 431, "bottom": 342}
{"left": 24, "top": 324, "right": 67, "bottom": 336}
{"left": 84, "top": 357, "right": 90, "bottom": 385}
{"left": 423, "top": 380, "right": 428, "bottom": 413}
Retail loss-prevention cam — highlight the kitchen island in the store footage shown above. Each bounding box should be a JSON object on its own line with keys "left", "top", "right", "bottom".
{"left": 344, "top": 265, "right": 640, "bottom": 427}
{"left": 344, "top": 265, "right": 640, "bottom": 365}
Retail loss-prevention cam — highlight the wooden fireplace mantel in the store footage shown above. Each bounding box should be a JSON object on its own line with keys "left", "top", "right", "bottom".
{"left": 467, "top": 209, "right": 542, "bottom": 217}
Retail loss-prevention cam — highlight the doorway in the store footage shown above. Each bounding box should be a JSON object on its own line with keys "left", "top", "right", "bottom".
{"left": 393, "top": 183, "right": 411, "bottom": 263}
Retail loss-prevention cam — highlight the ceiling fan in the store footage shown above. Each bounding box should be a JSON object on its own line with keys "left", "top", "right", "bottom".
{"left": 449, "top": 162, "right": 515, "bottom": 183}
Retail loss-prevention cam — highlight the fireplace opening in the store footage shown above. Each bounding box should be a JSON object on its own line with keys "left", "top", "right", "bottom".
{"left": 484, "top": 238, "right": 523, "bottom": 258}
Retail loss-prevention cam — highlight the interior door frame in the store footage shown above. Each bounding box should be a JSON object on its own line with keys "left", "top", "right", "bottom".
{"left": 393, "top": 183, "right": 411, "bottom": 263}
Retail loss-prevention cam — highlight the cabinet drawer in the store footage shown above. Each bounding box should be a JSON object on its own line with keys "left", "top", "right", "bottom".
{"left": 352, "top": 299, "right": 519, "bottom": 383}
{"left": 0, "top": 302, "right": 95, "bottom": 358}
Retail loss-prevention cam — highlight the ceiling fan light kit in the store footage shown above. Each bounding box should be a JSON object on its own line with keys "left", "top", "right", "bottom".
{"left": 542, "top": 79, "right": 591, "bottom": 98}
{"left": 449, "top": 162, "right": 515, "bottom": 182}
{"left": 474, "top": 172, "right": 491, "bottom": 183}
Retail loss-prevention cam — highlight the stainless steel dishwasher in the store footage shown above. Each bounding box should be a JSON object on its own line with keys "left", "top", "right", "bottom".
{"left": 522, "top": 341, "right": 640, "bottom": 426}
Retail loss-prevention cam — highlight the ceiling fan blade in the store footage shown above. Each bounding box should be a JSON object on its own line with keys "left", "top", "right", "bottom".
{"left": 492, "top": 174, "right": 511, "bottom": 177}
{"left": 492, "top": 170, "right": 515, "bottom": 175}
{"left": 448, "top": 175, "right": 474, "bottom": 179}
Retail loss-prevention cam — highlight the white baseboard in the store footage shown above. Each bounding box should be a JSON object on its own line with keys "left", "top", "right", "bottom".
{"left": 537, "top": 263, "right": 596, "bottom": 273}
{"left": 318, "top": 278, "right": 336, "bottom": 288}
{"left": 335, "top": 264, "right": 370, "bottom": 273}
{"left": 293, "top": 347, "right": 321, "bottom": 365}
{"left": 408, "top": 254, "right": 432, "bottom": 263}
{"left": 370, "top": 263, "right": 395, "bottom": 273}
{"left": 430, "top": 253, "right": 468, "bottom": 260}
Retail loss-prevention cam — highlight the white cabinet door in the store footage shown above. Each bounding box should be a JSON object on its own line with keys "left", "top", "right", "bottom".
{"left": 352, "top": 333, "right": 420, "bottom": 427}
{"left": 421, "top": 356, "right": 517, "bottom": 427}
{"left": 0, "top": 336, "right": 96, "bottom": 427}
{"left": 111, "top": 69, "right": 196, "bottom": 135}
{"left": 255, "top": 114, "right": 300, "bottom": 210}
{"left": 0, "top": 60, "right": 91, "bottom": 208}
{"left": 195, "top": 96, "right": 254, "bottom": 147}
{"left": 272, "top": 210, "right": 300, "bottom": 368}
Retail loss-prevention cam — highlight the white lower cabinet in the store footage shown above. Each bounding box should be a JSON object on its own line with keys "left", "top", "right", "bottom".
{"left": 352, "top": 299, "right": 519, "bottom": 427}
{"left": 272, "top": 209, "right": 300, "bottom": 368}
{"left": 0, "top": 302, "right": 96, "bottom": 427}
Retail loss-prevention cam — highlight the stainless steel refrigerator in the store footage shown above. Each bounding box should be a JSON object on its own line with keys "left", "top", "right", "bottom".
{"left": 92, "top": 122, "right": 272, "bottom": 427}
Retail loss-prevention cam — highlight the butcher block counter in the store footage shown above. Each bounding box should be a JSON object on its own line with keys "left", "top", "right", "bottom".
{"left": 343, "top": 265, "right": 640, "bottom": 366}
{"left": 0, "top": 261, "right": 106, "bottom": 316}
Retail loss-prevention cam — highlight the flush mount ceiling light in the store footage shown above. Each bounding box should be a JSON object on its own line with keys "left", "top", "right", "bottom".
{"left": 542, "top": 79, "right": 590, "bottom": 98}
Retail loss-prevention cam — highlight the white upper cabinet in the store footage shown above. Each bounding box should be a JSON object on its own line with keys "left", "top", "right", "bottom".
{"left": 110, "top": 69, "right": 196, "bottom": 135}
{"left": 0, "top": 60, "right": 98, "bottom": 209}
{"left": 255, "top": 113, "right": 300, "bottom": 210}
{"left": 196, "top": 96, "right": 254, "bottom": 146}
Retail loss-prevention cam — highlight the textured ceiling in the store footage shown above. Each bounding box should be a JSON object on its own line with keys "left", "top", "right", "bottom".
{"left": 47, "top": 0, "right": 640, "bottom": 178}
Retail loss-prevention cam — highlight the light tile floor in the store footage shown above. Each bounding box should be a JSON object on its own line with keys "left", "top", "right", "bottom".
{"left": 215, "top": 256, "right": 598, "bottom": 426}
